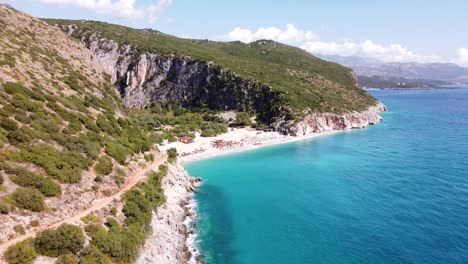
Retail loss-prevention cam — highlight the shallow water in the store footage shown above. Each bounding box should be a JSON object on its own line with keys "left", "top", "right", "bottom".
{"left": 185, "top": 88, "right": 468, "bottom": 264}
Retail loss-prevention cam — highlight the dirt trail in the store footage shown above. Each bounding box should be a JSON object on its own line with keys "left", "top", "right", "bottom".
{"left": 0, "top": 152, "right": 167, "bottom": 254}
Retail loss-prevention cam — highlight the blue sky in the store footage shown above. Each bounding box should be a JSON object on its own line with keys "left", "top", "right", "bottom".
{"left": 4, "top": 0, "right": 468, "bottom": 66}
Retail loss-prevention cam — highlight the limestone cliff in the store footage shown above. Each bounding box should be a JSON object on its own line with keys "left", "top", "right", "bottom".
{"left": 57, "top": 25, "right": 385, "bottom": 135}
{"left": 284, "top": 102, "right": 387, "bottom": 136}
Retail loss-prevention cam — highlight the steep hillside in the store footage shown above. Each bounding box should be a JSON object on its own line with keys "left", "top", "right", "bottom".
{"left": 0, "top": 5, "right": 186, "bottom": 263}
{"left": 46, "top": 20, "right": 377, "bottom": 125}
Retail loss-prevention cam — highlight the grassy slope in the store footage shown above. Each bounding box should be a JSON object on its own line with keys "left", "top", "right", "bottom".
{"left": 46, "top": 20, "right": 377, "bottom": 114}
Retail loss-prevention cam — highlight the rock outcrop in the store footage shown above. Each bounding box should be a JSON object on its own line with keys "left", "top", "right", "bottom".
{"left": 59, "top": 28, "right": 286, "bottom": 125}
{"left": 58, "top": 26, "right": 386, "bottom": 135}
{"left": 285, "top": 102, "right": 386, "bottom": 136}
{"left": 137, "top": 164, "right": 199, "bottom": 264}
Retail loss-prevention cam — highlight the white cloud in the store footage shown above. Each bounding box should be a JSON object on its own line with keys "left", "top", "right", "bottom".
{"left": 33, "top": 0, "right": 172, "bottom": 23}
{"left": 228, "top": 24, "right": 318, "bottom": 44}
{"left": 452, "top": 48, "right": 468, "bottom": 67}
{"left": 226, "top": 24, "right": 441, "bottom": 63}
{"left": 301, "top": 40, "right": 440, "bottom": 63}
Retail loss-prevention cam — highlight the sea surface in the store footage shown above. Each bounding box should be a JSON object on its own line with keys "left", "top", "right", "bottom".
{"left": 185, "top": 88, "right": 468, "bottom": 264}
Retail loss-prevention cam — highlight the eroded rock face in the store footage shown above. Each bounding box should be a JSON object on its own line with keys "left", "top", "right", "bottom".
{"left": 137, "top": 164, "right": 199, "bottom": 264}
{"left": 61, "top": 30, "right": 285, "bottom": 124}
{"left": 59, "top": 26, "right": 386, "bottom": 134}
{"left": 286, "top": 102, "right": 387, "bottom": 136}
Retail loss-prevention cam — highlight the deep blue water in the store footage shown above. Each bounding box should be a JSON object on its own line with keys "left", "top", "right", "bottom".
{"left": 185, "top": 88, "right": 468, "bottom": 264}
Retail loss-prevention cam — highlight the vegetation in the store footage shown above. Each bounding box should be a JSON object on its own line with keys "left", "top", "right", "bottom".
{"left": 234, "top": 112, "right": 253, "bottom": 126}
{"left": 129, "top": 104, "right": 228, "bottom": 143}
{"left": 12, "top": 187, "right": 46, "bottom": 212}
{"left": 46, "top": 19, "right": 377, "bottom": 115}
{"left": 87, "top": 164, "right": 167, "bottom": 262}
{"left": 167, "top": 148, "right": 177, "bottom": 164}
{"left": 57, "top": 254, "right": 79, "bottom": 264}
{"left": 34, "top": 224, "right": 85, "bottom": 257}
{"left": 5, "top": 165, "right": 61, "bottom": 196}
{"left": 94, "top": 156, "right": 113, "bottom": 175}
{"left": 79, "top": 246, "right": 110, "bottom": 264}
{"left": 4, "top": 239, "right": 37, "bottom": 264}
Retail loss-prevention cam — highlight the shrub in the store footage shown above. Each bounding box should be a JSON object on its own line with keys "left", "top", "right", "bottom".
{"left": 12, "top": 144, "right": 90, "bottom": 183}
{"left": 167, "top": 148, "right": 177, "bottom": 163}
{"left": 34, "top": 224, "right": 85, "bottom": 257}
{"left": 105, "top": 142, "right": 128, "bottom": 165}
{"left": 91, "top": 227, "right": 139, "bottom": 262}
{"left": 4, "top": 239, "right": 37, "bottom": 264}
{"left": 144, "top": 154, "right": 154, "bottom": 162}
{"left": 0, "top": 117, "right": 18, "bottom": 131}
{"left": 79, "top": 246, "right": 110, "bottom": 264}
{"left": 235, "top": 112, "right": 253, "bottom": 126}
{"left": 94, "top": 156, "right": 113, "bottom": 175}
{"left": 57, "top": 254, "right": 79, "bottom": 264}
{"left": 110, "top": 207, "right": 117, "bottom": 215}
{"left": 0, "top": 202, "right": 10, "bottom": 214}
{"left": 7, "top": 131, "right": 29, "bottom": 145}
{"left": 11, "top": 94, "right": 42, "bottom": 112}
{"left": 12, "top": 188, "right": 46, "bottom": 212}
{"left": 13, "top": 224, "right": 25, "bottom": 235}
{"left": 29, "top": 220, "right": 40, "bottom": 227}
{"left": 7, "top": 166, "right": 61, "bottom": 197}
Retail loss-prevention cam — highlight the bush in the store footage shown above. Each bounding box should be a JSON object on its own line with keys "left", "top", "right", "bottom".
{"left": 144, "top": 154, "right": 154, "bottom": 162}
{"left": 91, "top": 227, "right": 139, "bottom": 262}
{"left": 0, "top": 117, "right": 18, "bottom": 131}
{"left": 57, "top": 254, "right": 79, "bottom": 264}
{"left": 0, "top": 202, "right": 10, "bottom": 214}
{"left": 6, "top": 166, "right": 61, "bottom": 197}
{"left": 13, "top": 224, "right": 25, "bottom": 235}
{"left": 235, "top": 112, "right": 253, "bottom": 126}
{"left": 12, "top": 188, "right": 46, "bottom": 212}
{"left": 7, "top": 131, "right": 29, "bottom": 145}
{"left": 11, "top": 144, "right": 90, "bottom": 183}
{"left": 34, "top": 224, "right": 85, "bottom": 257}
{"left": 94, "top": 156, "right": 113, "bottom": 175}
{"left": 105, "top": 142, "right": 128, "bottom": 165}
{"left": 167, "top": 148, "right": 177, "bottom": 163}
{"left": 4, "top": 239, "right": 37, "bottom": 264}
{"left": 79, "top": 246, "right": 110, "bottom": 264}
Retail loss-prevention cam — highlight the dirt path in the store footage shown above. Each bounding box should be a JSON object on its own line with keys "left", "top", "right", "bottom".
{"left": 0, "top": 152, "right": 167, "bottom": 254}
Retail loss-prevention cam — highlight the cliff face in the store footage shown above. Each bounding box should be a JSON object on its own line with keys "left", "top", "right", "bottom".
{"left": 60, "top": 26, "right": 385, "bottom": 134}
{"left": 137, "top": 164, "right": 200, "bottom": 264}
{"left": 285, "top": 102, "right": 386, "bottom": 136}
{"left": 63, "top": 28, "right": 285, "bottom": 124}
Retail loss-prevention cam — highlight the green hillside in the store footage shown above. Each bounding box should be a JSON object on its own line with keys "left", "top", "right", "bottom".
{"left": 46, "top": 20, "right": 377, "bottom": 114}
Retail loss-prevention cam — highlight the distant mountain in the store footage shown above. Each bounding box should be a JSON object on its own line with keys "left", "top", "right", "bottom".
{"left": 357, "top": 76, "right": 450, "bottom": 89}
{"left": 315, "top": 54, "right": 468, "bottom": 83}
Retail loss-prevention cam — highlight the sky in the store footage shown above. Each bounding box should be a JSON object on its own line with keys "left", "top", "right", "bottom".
{"left": 3, "top": 0, "right": 468, "bottom": 66}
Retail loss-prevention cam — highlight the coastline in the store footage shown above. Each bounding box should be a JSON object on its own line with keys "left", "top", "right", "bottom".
{"left": 161, "top": 128, "right": 342, "bottom": 165}
{"left": 140, "top": 103, "right": 386, "bottom": 263}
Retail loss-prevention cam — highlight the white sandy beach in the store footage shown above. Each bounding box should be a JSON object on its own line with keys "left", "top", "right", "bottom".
{"left": 159, "top": 128, "right": 341, "bottom": 165}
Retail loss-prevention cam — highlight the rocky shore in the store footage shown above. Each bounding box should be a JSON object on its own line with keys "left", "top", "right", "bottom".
{"left": 139, "top": 102, "right": 386, "bottom": 264}
{"left": 137, "top": 164, "right": 201, "bottom": 264}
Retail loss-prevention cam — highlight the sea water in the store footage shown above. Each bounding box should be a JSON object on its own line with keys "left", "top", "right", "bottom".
{"left": 185, "top": 88, "right": 468, "bottom": 264}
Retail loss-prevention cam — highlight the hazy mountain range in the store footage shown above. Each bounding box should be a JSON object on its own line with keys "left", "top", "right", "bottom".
{"left": 316, "top": 54, "right": 468, "bottom": 88}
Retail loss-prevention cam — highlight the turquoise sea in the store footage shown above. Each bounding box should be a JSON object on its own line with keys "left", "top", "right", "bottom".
{"left": 185, "top": 88, "right": 468, "bottom": 264}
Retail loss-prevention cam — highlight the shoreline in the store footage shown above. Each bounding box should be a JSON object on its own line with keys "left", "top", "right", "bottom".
{"left": 147, "top": 103, "right": 386, "bottom": 263}
{"left": 160, "top": 128, "right": 343, "bottom": 166}
{"left": 156, "top": 127, "right": 365, "bottom": 263}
